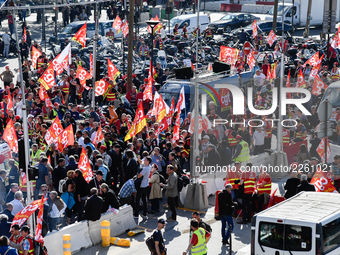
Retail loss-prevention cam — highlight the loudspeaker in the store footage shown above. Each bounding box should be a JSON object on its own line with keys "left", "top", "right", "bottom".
{"left": 18, "top": 139, "right": 26, "bottom": 171}
{"left": 174, "top": 67, "right": 193, "bottom": 79}
{"left": 28, "top": 167, "right": 39, "bottom": 181}
{"left": 213, "top": 61, "right": 231, "bottom": 74}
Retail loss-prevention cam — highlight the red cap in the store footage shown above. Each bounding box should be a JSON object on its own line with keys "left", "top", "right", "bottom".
{"left": 15, "top": 115, "right": 20, "bottom": 120}
{"left": 100, "top": 145, "right": 107, "bottom": 150}
{"left": 236, "top": 135, "right": 242, "bottom": 140}
{"left": 144, "top": 78, "right": 148, "bottom": 83}
{"left": 54, "top": 102, "right": 60, "bottom": 107}
{"left": 133, "top": 74, "right": 136, "bottom": 79}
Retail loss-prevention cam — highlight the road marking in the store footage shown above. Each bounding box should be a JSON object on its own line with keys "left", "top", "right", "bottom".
{"left": 136, "top": 225, "right": 154, "bottom": 232}
{"left": 177, "top": 207, "right": 207, "bottom": 214}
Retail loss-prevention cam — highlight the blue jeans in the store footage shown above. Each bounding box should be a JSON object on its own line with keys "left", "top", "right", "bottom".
{"left": 48, "top": 217, "right": 59, "bottom": 231}
{"left": 221, "top": 215, "right": 234, "bottom": 241}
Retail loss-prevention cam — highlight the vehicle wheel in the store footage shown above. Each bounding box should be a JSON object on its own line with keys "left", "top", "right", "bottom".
{"left": 225, "top": 26, "right": 232, "bottom": 33}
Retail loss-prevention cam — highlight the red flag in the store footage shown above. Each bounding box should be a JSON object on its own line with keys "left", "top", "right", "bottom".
{"left": 39, "top": 65, "right": 56, "bottom": 90}
{"left": 76, "top": 65, "right": 91, "bottom": 86}
{"left": 90, "top": 53, "right": 93, "bottom": 78}
{"left": 310, "top": 168, "right": 337, "bottom": 193}
{"left": 316, "top": 138, "right": 331, "bottom": 162}
{"left": 310, "top": 55, "right": 324, "bottom": 80}
{"left": 31, "top": 46, "right": 42, "bottom": 69}
{"left": 191, "top": 62, "right": 196, "bottom": 72}
{"left": 45, "top": 116, "right": 63, "bottom": 145}
{"left": 172, "top": 112, "right": 181, "bottom": 143}
{"left": 155, "top": 115, "right": 169, "bottom": 136}
{"left": 175, "top": 86, "right": 185, "bottom": 113}
{"left": 266, "top": 30, "right": 277, "bottom": 47}
{"left": 93, "top": 124, "right": 104, "bottom": 145}
{"left": 143, "top": 78, "right": 153, "bottom": 101}
{"left": 251, "top": 20, "right": 258, "bottom": 37}
{"left": 79, "top": 147, "right": 93, "bottom": 183}
{"left": 303, "top": 51, "right": 320, "bottom": 67}
{"left": 312, "top": 75, "right": 328, "bottom": 95}
{"left": 7, "top": 93, "right": 13, "bottom": 114}
{"left": 125, "top": 103, "right": 147, "bottom": 141}
{"left": 121, "top": 21, "right": 129, "bottom": 37}
{"left": 148, "top": 61, "right": 157, "bottom": 79}
{"left": 34, "top": 195, "right": 45, "bottom": 244}
{"left": 95, "top": 79, "right": 110, "bottom": 96}
{"left": 23, "top": 27, "right": 27, "bottom": 42}
{"left": 169, "top": 96, "right": 175, "bottom": 117}
{"left": 39, "top": 84, "right": 49, "bottom": 101}
{"left": 107, "top": 58, "right": 121, "bottom": 81}
{"left": 296, "top": 68, "right": 306, "bottom": 88}
{"left": 11, "top": 198, "right": 47, "bottom": 227}
{"left": 152, "top": 92, "right": 167, "bottom": 123}
{"left": 112, "top": 16, "right": 123, "bottom": 33}
{"left": 219, "top": 46, "right": 238, "bottom": 65}
{"left": 247, "top": 52, "right": 256, "bottom": 70}
{"left": 51, "top": 53, "right": 69, "bottom": 75}
{"left": 72, "top": 23, "right": 87, "bottom": 48}
{"left": 266, "top": 65, "right": 271, "bottom": 80}
{"left": 56, "top": 125, "right": 74, "bottom": 151}
{"left": 3, "top": 119, "right": 18, "bottom": 153}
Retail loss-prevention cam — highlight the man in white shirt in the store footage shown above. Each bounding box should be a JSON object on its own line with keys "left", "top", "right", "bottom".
{"left": 253, "top": 69, "right": 266, "bottom": 92}
{"left": 252, "top": 127, "right": 267, "bottom": 155}
{"left": 10, "top": 191, "right": 24, "bottom": 216}
{"left": 134, "top": 156, "right": 152, "bottom": 218}
{"left": 2, "top": 30, "right": 11, "bottom": 58}
{"left": 48, "top": 191, "right": 66, "bottom": 231}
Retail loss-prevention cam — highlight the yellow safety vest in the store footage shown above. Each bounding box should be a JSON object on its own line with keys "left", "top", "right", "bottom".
{"left": 31, "top": 149, "right": 42, "bottom": 163}
{"left": 191, "top": 228, "right": 207, "bottom": 255}
{"left": 258, "top": 178, "right": 272, "bottom": 195}
{"left": 235, "top": 140, "right": 250, "bottom": 162}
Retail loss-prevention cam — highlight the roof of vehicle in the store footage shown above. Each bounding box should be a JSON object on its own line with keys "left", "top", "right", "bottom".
{"left": 171, "top": 12, "right": 209, "bottom": 20}
{"left": 256, "top": 192, "right": 340, "bottom": 223}
{"left": 327, "top": 81, "right": 340, "bottom": 88}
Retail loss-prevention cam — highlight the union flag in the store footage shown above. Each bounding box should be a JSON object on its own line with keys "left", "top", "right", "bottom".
{"left": 72, "top": 23, "right": 87, "bottom": 48}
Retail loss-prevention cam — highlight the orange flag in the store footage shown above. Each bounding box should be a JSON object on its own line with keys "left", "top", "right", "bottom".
{"left": 31, "top": 46, "right": 42, "bottom": 69}
{"left": 107, "top": 58, "right": 120, "bottom": 81}
{"left": 76, "top": 65, "right": 91, "bottom": 86}
{"left": 112, "top": 16, "right": 123, "bottom": 34}
{"left": 23, "top": 27, "right": 27, "bottom": 42}
{"left": 3, "top": 119, "right": 18, "bottom": 153}
{"left": 251, "top": 20, "right": 258, "bottom": 37}
{"left": 143, "top": 77, "right": 153, "bottom": 101}
{"left": 296, "top": 68, "right": 306, "bottom": 88}
{"left": 72, "top": 23, "right": 87, "bottom": 48}
{"left": 310, "top": 168, "right": 337, "bottom": 193}
{"left": 125, "top": 103, "right": 146, "bottom": 141}
{"left": 93, "top": 124, "right": 104, "bottom": 145}
{"left": 38, "top": 65, "right": 56, "bottom": 90}
{"left": 152, "top": 92, "right": 167, "bottom": 123}
{"left": 34, "top": 195, "right": 44, "bottom": 243}
{"left": 316, "top": 138, "right": 331, "bottom": 162}
{"left": 95, "top": 79, "right": 110, "bottom": 96}
{"left": 45, "top": 116, "right": 63, "bottom": 145}
{"left": 78, "top": 147, "right": 93, "bottom": 183}
{"left": 169, "top": 96, "right": 175, "bottom": 117}
{"left": 172, "top": 112, "right": 181, "bottom": 143}
{"left": 7, "top": 93, "right": 13, "bottom": 114}
{"left": 312, "top": 75, "right": 328, "bottom": 95}
{"left": 155, "top": 116, "right": 169, "bottom": 136}
{"left": 56, "top": 125, "right": 74, "bottom": 151}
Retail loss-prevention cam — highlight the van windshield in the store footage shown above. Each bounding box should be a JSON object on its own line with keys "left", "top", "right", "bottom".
{"left": 322, "top": 87, "right": 340, "bottom": 107}
{"left": 259, "top": 222, "right": 312, "bottom": 251}
{"left": 170, "top": 18, "right": 181, "bottom": 27}
{"left": 323, "top": 217, "right": 340, "bottom": 253}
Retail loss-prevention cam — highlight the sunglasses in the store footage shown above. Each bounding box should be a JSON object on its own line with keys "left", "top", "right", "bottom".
{"left": 41, "top": 189, "right": 47, "bottom": 192}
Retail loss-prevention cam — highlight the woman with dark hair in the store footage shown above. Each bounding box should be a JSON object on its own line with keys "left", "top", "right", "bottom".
{"left": 297, "top": 143, "right": 311, "bottom": 164}
{"left": 61, "top": 170, "right": 76, "bottom": 225}
{"left": 149, "top": 164, "right": 162, "bottom": 213}
{"left": 74, "top": 169, "right": 89, "bottom": 221}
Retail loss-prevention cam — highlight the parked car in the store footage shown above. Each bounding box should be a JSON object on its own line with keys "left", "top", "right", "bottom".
{"left": 208, "top": 13, "right": 259, "bottom": 33}
{"left": 231, "top": 21, "right": 292, "bottom": 37}
{"left": 169, "top": 13, "right": 210, "bottom": 35}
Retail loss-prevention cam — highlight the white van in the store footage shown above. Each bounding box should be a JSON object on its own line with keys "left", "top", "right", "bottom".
{"left": 322, "top": 81, "right": 340, "bottom": 122}
{"left": 169, "top": 13, "right": 210, "bottom": 35}
{"left": 251, "top": 192, "right": 340, "bottom": 255}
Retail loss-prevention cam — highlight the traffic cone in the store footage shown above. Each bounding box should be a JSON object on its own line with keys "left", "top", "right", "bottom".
{"left": 110, "top": 237, "right": 131, "bottom": 247}
{"left": 207, "top": 63, "right": 213, "bottom": 71}
{"left": 127, "top": 229, "right": 145, "bottom": 236}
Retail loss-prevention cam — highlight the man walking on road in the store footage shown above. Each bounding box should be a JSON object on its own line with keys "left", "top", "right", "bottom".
{"left": 160, "top": 165, "right": 178, "bottom": 222}
{"left": 218, "top": 184, "right": 237, "bottom": 245}
{"left": 2, "top": 30, "right": 11, "bottom": 58}
{"left": 183, "top": 219, "right": 210, "bottom": 255}
{"left": 152, "top": 219, "right": 167, "bottom": 255}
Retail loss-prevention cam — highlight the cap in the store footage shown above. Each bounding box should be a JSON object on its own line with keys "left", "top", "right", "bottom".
{"left": 234, "top": 161, "right": 241, "bottom": 165}
{"left": 15, "top": 115, "right": 20, "bottom": 120}
{"left": 54, "top": 102, "right": 60, "bottom": 107}
{"left": 334, "top": 155, "right": 340, "bottom": 159}
{"left": 96, "top": 170, "right": 104, "bottom": 176}
{"left": 311, "top": 157, "right": 319, "bottom": 161}
{"left": 27, "top": 114, "right": 34, "bottom": 118}
{"left": 100, "top": 145, "right": 107, "bottom": 151}
{"left": 158, "top": 219, "right": 166, "bottom": 224}
{"left": 5, "top": 66, "right": 9, "bottom": 69}
{"left": 225, "top": 184, "right": 232, "bottom": 189}
{"left": 203, "top": 135, "right": 210, "bottom": 140}
{"left": 236, "top": 135, "right": 242, "bottom": 140}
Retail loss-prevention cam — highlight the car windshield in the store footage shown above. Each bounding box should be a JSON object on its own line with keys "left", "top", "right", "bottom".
{"left": 268, "top": 5, "right": 290, "bottom": 16}
{"left": 221, "top": 14, "right": 235, "bottom": 20}
{"left": 62, "top": 24, "right": 82, "bottom": 34}
{"left": 170, "top": 18, "right": 181, "bottom": 27}
{"left": 323, "top": 87, "right": 340, "bottom": 107}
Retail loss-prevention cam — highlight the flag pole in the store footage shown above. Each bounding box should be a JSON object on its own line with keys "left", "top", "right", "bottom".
{"left": 91, "top": 3, "right": 98, "bottom": 108}
{"left": 14, "top": 6, "right": 33, "bottom": 227}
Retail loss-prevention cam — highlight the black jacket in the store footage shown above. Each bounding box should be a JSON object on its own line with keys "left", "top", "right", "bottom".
{"left": 74, "top": 175, "right": 89, "bottom": 198}
{"left": 52, "top": 165, "right": 67, "bottom": 191}
{"left": 284, "top": 178, "right": 301, "bottom": 199}
{"left": 101, "top": 188, "right": 120, "bottom": 212}
{"left": 218, "top": 190, "right": 237, "bottom": 216}
{"left": 84, "top": 195, "right": 103, "bottom": 221}
{"left": 88, "top": 178, "right": 105, "bottom": 194}
{"left": 297, "top": 180, "right": 315, "bottom": 193}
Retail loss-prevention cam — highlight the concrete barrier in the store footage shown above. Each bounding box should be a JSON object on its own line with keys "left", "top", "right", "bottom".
{"left": 200, "top": 2, "right": 222, "bottom": 11}
{"left": 44, "top": 221, "right": 92, "bottom": 255}
{"left": 220, "top": 3, "right": 242, "bottom": 12}
{"left": 88, "top": 206, "right": 136, "bottom": 246}
{"left": 241, "top": 4, "right": 272, "bottom": 13}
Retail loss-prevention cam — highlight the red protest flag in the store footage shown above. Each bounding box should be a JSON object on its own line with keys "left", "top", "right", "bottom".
{"left": 172, "top": 112, "right": 181, "bottom": 143}
{"left": 11, "top": 198, "right": 47, "bottom": 227}
{"left": 247, "top": 52, "right": 256, "bottom": 70}
{"left": 76, "top": 65, "right": 91, "bottom": 86}
{"left": 31, "top": 46, "right": 42, "bottom": 69}
{"left": 310, "top": 168, "right": 337, "bottom": 193}
{"left": 107, "top": 58, "right": 121, "bottom": 81}
{"left": 79, "top": 147, "right": 93, "bottom": 183}
{"left": 56, "top": 124, "right": 74, "bottom": 151}
{"left": 6, "top": 93, "right": 13, "bottom": 114}
{"left": 219, "top": 46, "right": 238, "bottom": 65}
{"left": 90, "top": 52, "right": 93, "bottom": 78}
{"left": 93, "top": 124, "right": 104, "bottom": 145}
{"left": 251, "top": 20, "right": 258, "bottom": 37}
{"left": 39, "top": 84, "right": 49, "bottom": 101}
{"left": 72, "top": 23, "right": 87, "bottom": 48}
{"left": 38, "top": 65, "right": 56, "bottom": 90}
{"left": 266, "top": 30, "right": 277, "bottom": 47}
{"left": 121, "top": 21, "right": 129, "bottom": 37}
{"left": 23, "top": 27, "right": 27, "bottom": 42}
{"left": 175, "top": 86, "right": 186, "bottom": 113}
{"left": 155, "top": 115, "right": 169, "bottom": 136}
{"left": 303, "top": 51, "right": 319, "bottom": 67}
{"left": 3, "top": 119, "right": 18, "bottom": 153}
{"left": 112, "top": 16, "right": 123, "bottom": 33}
{"left": 95, "top": 79, "right": 110, "bottom": 96}
{"left": 312, "top": 75, "right": 328, "bottom": 95}
{"left": 316, "top": 138, "right": 331, "bottom": 162}
{"left": 34, "top": 195, "right": 45, "bottom": 244}
{"left": 169, "top": 96, "right": 175, "bottom": 117}
{"left": 143, "top": 78, "right": 153, "bottom": 101}
{"left": 125, "top": 103, "right": 147, "bottom": 141}
{"left": 296, "top": 68, "right": 306, "bottom": 88}
{"left": 45, "top": 116, "right": 63, "bottom": 145}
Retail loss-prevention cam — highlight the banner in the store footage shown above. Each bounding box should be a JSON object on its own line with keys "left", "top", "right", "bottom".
{"left": 219, "top": 46, "right": 239, "bottom": 65}
{"left": 34, "top": 195, "right": 44, "bottom": 243}
{"left": 78, "top": 147, "right": 93, "bottom": 183}
{"left": 45, "top": 116, "right": 63, "bottom": 145}
{"left": 219, "top": 88, "right": 231, "bottom": 112}
{"left": 310, "top": 169, "right": 337, "bottom": 192}
{"left": 3, "top": 119, "right": 18, "bottom": 153}
{"left": 72, "top": 23, "right": 87, "bottom": 48}
{"left": 95, "top": 79, "right": 110, "bottom": 96}
{"left": 11, "top": 198, "right": 47, "bottom": 227}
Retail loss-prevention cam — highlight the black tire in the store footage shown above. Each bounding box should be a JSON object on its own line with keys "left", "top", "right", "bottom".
{"left": 225, "top": 26, "right": 232, "bottom": 33}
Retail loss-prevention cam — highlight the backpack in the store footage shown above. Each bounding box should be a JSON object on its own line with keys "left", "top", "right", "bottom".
{"left": 145, "top": 236, "right": 155, "bottom": 253}
{"left": 58, "top": 178, "right": 67, "bottom": 193}
{"left": 177, "top": 174, "right": 184, "bottom": 193}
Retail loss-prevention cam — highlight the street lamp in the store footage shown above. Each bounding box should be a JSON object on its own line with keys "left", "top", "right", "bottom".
{"left": 146, "top": 20, "right": 160, "bottom": 79}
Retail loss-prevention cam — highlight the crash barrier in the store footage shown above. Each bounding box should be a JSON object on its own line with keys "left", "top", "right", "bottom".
{"left": 101, "top": 220, "right": 110, "bottom": 247}
{"left": 241, "top": 4, "right": 272, "bottom": 13}
{"left": 200, "top": 2, "right": 222, "bottom": 11}
{"left": 256, "top": 1, "right": 275, "bottom": 5}
{"left": 220, "top": 3, "right": 242, "bottom": 12}
{"left": 63, "top": 234, "right": 71, "bottom": 255}
{"left": 184, "top": 183, "right": 209, "bottom": 210}
{"left": 44, "top": 205, "right": 136, "bottom": 255}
